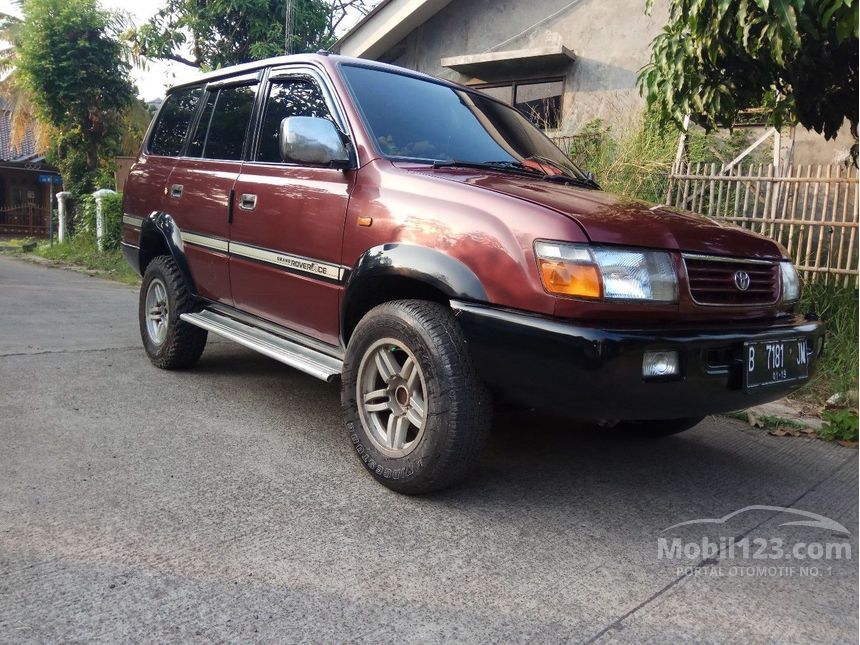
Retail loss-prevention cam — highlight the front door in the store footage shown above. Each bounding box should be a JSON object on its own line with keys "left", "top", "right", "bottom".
{"left": 229, "top": 69, "right": 353, "bottom": 346}
{"left": 167, "top": 78, "right": 258, "bottom": 305}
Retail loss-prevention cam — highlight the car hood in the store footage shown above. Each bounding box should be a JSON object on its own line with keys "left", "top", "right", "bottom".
{"left": 414, "top": 167, "right": 784, "bottom": 259}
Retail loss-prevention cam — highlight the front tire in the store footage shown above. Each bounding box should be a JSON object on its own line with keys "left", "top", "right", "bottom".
{"left": 341, "top": 300, "right": 490, "bottom": 494}
{"left": 139, "top": 255, "right": 207, "bottom": 369}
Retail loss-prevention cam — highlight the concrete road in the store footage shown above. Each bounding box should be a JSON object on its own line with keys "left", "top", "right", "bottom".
{"left": 0, "top": 254, "right": 857, "bottom": 643}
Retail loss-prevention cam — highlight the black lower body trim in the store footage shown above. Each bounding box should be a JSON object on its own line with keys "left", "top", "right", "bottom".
{"left": 121, "top": 242, "right": 140, "bottom": 276}
{"left": 451, "top": 301, "right": 825, "bottom": 421}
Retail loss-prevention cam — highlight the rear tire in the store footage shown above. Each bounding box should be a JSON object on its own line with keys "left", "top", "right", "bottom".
{"left": 139, "top": 255, "right": 207, "bottom": 369}
{"left": 341, "top": 300, "right": 491, "bottom": 494}
{"left": 618, "top": 416, "right": 705, "bottom": 437}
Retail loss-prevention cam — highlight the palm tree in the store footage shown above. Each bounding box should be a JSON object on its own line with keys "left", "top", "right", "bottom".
{"left": 0, "top": 0, "right": 49, "bottom": 157}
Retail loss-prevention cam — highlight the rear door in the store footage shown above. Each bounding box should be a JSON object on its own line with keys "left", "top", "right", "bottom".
{"left": 166, "top": 75, "right": 259, "bottom": 305}
{"left": 228, "top": 67, "right": 354, "bottom": 346}
{"left": 123, "top": 87, "right": 202, "bottom": 246}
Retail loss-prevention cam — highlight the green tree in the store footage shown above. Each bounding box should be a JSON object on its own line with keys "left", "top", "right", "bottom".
{"left": 639, "top": 0, "right": 858, "bottom": 144}
{"left": 16, "top": 0, "right": 136, "bottom": 194}
{"left": 128, "top": 0, "right": 374, "bottom": 70}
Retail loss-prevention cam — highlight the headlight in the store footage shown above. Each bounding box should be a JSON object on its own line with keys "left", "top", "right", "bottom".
{"left": 535, "top": 241, "right": 678, "bottom": 302}
{"left": 780, "top": 261, "right": 800, "bottom": 303}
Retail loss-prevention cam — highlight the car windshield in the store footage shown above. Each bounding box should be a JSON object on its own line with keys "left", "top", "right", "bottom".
{"left": 340, "top": 64, "right": 590, "bottom": 182}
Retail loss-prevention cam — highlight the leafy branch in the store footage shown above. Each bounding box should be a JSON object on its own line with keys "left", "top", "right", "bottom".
{"left": 639, "top": 0, "right": 858, "bottom": 148}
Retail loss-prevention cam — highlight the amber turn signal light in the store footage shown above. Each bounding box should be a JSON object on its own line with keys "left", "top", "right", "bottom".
{"left": 538, "top": 259, "right": 602, "bottom": 299}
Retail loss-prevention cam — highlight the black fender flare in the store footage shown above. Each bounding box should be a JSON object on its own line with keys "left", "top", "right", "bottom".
{"left": 340, "top": 243, "right": 488, "bottom": 334}
{"left": 138, "top": 212, "right": 197, "bottom": 294}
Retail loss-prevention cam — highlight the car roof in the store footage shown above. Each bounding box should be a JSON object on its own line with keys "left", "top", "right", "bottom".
{"left": 167, "top": 53, "right": 465, "bottom": 95}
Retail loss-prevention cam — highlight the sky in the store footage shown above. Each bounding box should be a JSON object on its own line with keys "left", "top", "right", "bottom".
{"left": 103, "top": 0, "right": 201, "bottom": 101}
{"left": 0, "top": 0, "right": 374, "bottom": 102}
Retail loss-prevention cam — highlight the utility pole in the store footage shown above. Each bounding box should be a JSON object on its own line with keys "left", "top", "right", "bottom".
{"left": 284, "top": 0, "right": 294, "bottom": 54}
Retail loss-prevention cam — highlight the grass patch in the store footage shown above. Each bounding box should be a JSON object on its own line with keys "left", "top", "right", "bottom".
{"left": 794, "top": 282, "right": 858, "bottom": 403}
{"left": 33, "top": 235, "right": 140, "bottom": 285}
{"left": 725, "top": 410, "right": 808, "bottom": 431}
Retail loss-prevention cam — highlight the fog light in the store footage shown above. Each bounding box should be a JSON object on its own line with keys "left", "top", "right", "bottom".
{"left": 643, "top": 351, "right": 679, "bottom": 378}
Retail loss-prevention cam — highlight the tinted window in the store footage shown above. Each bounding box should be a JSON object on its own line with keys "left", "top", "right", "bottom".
{"left": 148, "top": 88, "right": 202, "bottom": 156}
{"left": 256, "top": 78, "right": 333, "bottom": 163}
{"left": 340, "top": 65, "right": 583, "bottom": 178}
{"left": 199, "top": 84, "right": 257, "bottom": 161}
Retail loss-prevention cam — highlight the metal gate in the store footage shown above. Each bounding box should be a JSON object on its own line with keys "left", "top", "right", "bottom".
{"left": 0, "top": 203, "right": 50, "bottom": 237}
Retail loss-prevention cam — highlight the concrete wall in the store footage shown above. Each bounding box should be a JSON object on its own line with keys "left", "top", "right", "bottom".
{"left": 378, "top": 0, "right": 670, "bottom": 135}
{"left": 792, "top": 123, "right": 855, "bottom": 166}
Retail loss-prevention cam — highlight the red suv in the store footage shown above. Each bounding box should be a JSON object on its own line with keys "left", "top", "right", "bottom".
{"left": 122, "top": 54, "right": 824, "bottom": 493}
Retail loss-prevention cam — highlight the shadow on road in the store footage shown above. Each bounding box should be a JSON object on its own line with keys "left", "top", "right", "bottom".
{"left": 188, "top": 344, "right": 820, "bottom": 519}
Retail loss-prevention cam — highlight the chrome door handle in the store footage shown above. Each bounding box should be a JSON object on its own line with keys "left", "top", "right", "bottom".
{"left": 239, "top": 194, "right": 257, "bottom": 211}
{"left": 170, "top": 184, "right": 183, "bottom": 198}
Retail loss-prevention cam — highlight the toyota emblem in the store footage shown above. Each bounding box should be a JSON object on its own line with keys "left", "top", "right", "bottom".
{"left": 734, "top": 270, "right": 751, "bottom": 291}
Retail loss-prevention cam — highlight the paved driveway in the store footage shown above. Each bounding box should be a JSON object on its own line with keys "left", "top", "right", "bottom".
{"left": 0, "top": 255, "right": 857, "bottom": 643}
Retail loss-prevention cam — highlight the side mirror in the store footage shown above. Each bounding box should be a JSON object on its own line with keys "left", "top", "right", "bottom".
{"left": 279, "top": 116, "right": 350, "bottom": 166}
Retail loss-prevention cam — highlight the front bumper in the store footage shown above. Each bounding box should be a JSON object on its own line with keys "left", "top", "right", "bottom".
{"left": 451, "top": 301, "right": 825, "bottom": 421}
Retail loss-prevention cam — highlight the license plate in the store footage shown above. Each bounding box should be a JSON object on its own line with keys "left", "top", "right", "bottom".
{"left": 744, "top": 337, "right": 810, "bottom": 389}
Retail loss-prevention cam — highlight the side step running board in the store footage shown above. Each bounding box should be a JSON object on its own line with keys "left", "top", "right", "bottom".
{"left": 181, "top": 309, "right": 342, "bottom": 383}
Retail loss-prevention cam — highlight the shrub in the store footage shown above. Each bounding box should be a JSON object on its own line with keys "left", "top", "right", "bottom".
{"left": 796, "top": 281, "right": 859, "bottom": 402}
{"left": 71, "top": 191, "right": 123, "bottom": 250}
{"left": 819, "top": 409, "right": 859, "bottom": 443}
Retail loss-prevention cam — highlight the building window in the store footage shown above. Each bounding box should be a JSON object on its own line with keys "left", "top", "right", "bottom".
{"left": 474, "top": 78, "right": 564, "bottom": 130}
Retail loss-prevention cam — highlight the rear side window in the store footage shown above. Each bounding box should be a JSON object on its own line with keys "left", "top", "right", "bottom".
{"left": 148, "top": 88, "right": 202, "bottom": 156}
{"left": 193, "top": 84, "right": 257, "bottom": 161}
{"left": 256, "top": 78, "right": 333, "bottom": 163}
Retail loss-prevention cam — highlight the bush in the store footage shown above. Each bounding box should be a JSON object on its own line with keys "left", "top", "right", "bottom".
{"left": 72, "top": 191, "right": 123, "bottom": 250}
{"left": 819, "top": 409, "right": 859, "bottom": 443}
{"left": 564, "top": 117, "right": 676, "bottom": 203}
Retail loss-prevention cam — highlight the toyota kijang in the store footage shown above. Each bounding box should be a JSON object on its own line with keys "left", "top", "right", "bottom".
{"left": 121, "top": 54, "right": 824, "bottom": 494}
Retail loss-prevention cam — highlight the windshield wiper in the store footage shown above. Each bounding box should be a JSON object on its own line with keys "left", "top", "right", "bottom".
{"left": 431, "top": 159, "right": 545, "bottom": 177}
{"left": 433, "top": 158, "right": 600, "bottom": 189}
{"left": 523, "top": 155, "right": 601, "bottom": 189}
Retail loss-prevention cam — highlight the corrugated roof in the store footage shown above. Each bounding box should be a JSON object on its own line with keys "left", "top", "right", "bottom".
{"left": 0, "top": 97, "right": 37, "bottom": 162}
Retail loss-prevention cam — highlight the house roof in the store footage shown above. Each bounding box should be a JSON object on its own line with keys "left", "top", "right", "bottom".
{"left": 333, "top": 0, "right": 454, "bottom": 59}
{"left": 0, "top": 97, "right": 39, "bottom": 164}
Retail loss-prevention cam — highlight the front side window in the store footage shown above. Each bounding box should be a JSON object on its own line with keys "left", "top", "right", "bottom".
{"left": 340, "top": 64, "right": 583, "bottom": 178}
{"left": 256, "top": 78, "right": 333, "bottom": 163}
{"left": 192, "top": 84, "right": 257, "bottom": 161}
{"left": 148, "top": 87, "right": 202, "bottom": 156}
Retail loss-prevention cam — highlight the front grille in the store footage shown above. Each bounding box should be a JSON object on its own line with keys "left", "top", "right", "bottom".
{"left": 683, "top": 255, "right": 780, "bottom": 306}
